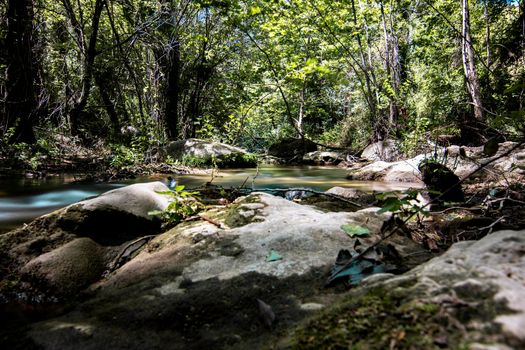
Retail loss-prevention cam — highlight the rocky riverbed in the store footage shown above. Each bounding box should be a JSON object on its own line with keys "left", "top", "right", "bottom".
{"left": 1, "top": 169, "right": 524, "bottom": 349}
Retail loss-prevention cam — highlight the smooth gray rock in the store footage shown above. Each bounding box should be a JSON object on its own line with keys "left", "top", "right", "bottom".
{"left": 21, "top": 238, "right": 106, "bottom": 296}
{"left": 56, "top": 182, "right": 170, "bottom": 244}
{"left": 348, "top": 154, "right": 425, "bottom": 183}
{"left": 349, "top": 141, "right": 525, "bottom": 184}
{"left": 0, "top": 182, "right": 171, "bottom": 302}
{"left": 303, "top": 151, "right": 345, "bottom": 165}
{"left": 361, "top": 139, "right": 400, "bottom": 162}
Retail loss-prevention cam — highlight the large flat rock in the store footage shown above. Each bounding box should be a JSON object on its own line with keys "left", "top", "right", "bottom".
{"left": 288, "top": 229, "right": 525, "bottom": 349}
{"left": 11, "top": 193, "right": 408, "bottom": 350}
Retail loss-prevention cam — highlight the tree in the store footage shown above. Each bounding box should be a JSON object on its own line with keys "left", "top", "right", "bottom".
{"left": 64, "top": 0, "right": 105, "bottom": 136}
{"left": 461, "top": 0, "right": 484, "bottom": 122}
{"left": 2, "top": 0, "right": 38, "bottom": 143}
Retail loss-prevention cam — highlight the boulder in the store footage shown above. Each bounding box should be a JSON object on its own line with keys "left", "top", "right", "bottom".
{"left": 325, "top": 186, "right": 364, "bottom": 199}
{"left": 56, "top": 181, "right": 170, "bottom": 244}
{"left": 347, "top": 155, "right": 425, "bottom": 184}
{"left": 361, "top": 139, "right": 400, "bottom": 162}
{"left": 419, "top": 160, "right": 464, "bottom": 202}
{"left": 165, "top": 138, "right": 257, "bottom": 168}
{"left": 288, "top": 229, "right": 525, "bottom": 349}
{"left": 0, "top": 182, "right": 171, "bottom": 302}
{"left": 267, "top": 138, "right": 317, "bottom": 160}
{"left": 446, "top": 141, "right": 525, "bottom": 180}
{"left": 99, "top": 193, "right": 401, "bottom": 287}
{"left": 15, "top": 193, "right": 428, "bottom": 350}
{"left": 21, "top": 238, "right": 106, "bottom": 297}
{"left": 302, "top": 151, "right": 345, "bottom": 165}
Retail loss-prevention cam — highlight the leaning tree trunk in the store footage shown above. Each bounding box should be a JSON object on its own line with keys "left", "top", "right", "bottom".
{"left": 3, "top": 0, "right": 37, "bottom": 144}
{"left": 462, "top": 0, "right": 484, "bottom": 121}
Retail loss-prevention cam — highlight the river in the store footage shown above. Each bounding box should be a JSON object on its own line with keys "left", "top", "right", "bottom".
{"left": 0, "top": 166, "right": 421, "bottom": 233}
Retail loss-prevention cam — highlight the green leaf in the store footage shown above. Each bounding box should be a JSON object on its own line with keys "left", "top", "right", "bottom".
{"left": 266, "top": 249, "right": 283, "bottom": 262}
{"left": 175, "top": 185, "right": 185, "bottom": 192}
{"left": 340, "top": 224, "right": 370, "bottom": 237}
{"left": 378, "top": 197, "right": 403, "bottom": 214}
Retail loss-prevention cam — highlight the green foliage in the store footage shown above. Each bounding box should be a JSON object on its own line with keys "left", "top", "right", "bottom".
{"left": 109, "top": 145, "right": 140, "bottom": 169}
{"left": 180, "top": 153, "right": 258, "bottom": 169}
{"left": 2, "top": 0, "right": 523, "bottom": 157}
{"left": 148, "top": 185, "right": 204, "bottom": 229}
{"left": 0, "top": 128, "right": 44, "bottom": 171}
{"left": 376, "top": 189, "right": 429, "bottom": 221}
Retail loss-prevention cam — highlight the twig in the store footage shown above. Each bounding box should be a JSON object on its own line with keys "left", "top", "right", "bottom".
{"left": 107, "top": 235, "right": 157, "bottom": 273}
{"left": 199, "top": 214, "right": 225, "bottom": 229}
{"left": 185, "top": 214, "right": 225, "bottom": 229}
{"left": 457, "top": 216, "right": 507, "bottom": 239}
{"left": 430, "top": 206, "right": 483, "bottom": 214}
{"left": 239, "top": 176, "right": 249, "bottom": 189}
{"left": 207, "top": 167, "right": 217, "bottom": 185}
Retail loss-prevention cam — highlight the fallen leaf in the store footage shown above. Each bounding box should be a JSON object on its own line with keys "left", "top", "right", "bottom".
{"left": 266, "top": 249, "right": 283, "bottom": 262}
{"left": 341, "top": 224, "right": 370, "bottom": 237}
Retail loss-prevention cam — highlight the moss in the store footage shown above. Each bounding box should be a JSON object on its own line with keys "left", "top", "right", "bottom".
{"left": 222, "top": 195, "right": 266, "bottom": 228}
{"left": 288, "top": 285, "right": 456, "bottom": 350}
{"left": 223, "top": 204, "right": 255, "bottom": 228}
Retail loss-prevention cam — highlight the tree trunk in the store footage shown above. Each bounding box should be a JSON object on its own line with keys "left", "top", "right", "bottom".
{"left": 351, "top": 0, "right": 377, "bottom": 124}
{"left": 104, "top": 0, "right": 144, "bottom": 126}
{"left": 380, "top": 0, "right": 398, "bottom": 134}
{"left": 297, "top": 83, "right": 305, "bottom": 136}
{"left": 3, "top": 0, "right": 37, "bottom": 144}
{"left": 95, "top": 73, "right": 120, "bottom": 135}
{"left": 484, "top": 1, "right": 490, "bottom": 68}
{"left": 462, "top": 0, "right": 484, "bottom": 121}
{"left": 165, "top": 39, "right": 180, "bottom": 140}
{"left": 69, "top": 0, "right": 104, "bottom": 136}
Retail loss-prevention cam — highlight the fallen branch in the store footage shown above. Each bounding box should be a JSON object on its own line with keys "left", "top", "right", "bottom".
{"left": 184, "top": 214, "right": 225, "bottom": 229}
{"left": 430, "top": 206, "right": 483, "bottom": 214}
{"left": 199, "top": 214, "right": 225, "bottom": 229}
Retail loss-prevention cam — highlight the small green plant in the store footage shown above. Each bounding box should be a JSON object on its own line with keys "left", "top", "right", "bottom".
{"left": 180, "top": 154, "right": 213, "bottom": 167}
{"left": 376, "top": 189, "right": 430, "bottom": 223}
{"left": 109, "top": 145, "right": 138, "bottom": 168}
{"left": 148, "top": 185, "right": 205, "bottom": 229}
{"left": 165, "top": 155, "right": 176, "bottom": 166}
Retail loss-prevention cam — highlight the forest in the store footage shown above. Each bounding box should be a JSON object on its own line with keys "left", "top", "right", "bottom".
{"left": 0, "top": 0, "right": 523, "bottom": 168}
{"left": 1, "top": 1, "right": 525, "bottom": 350}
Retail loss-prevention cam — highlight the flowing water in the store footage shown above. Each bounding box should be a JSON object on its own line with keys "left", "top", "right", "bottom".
{"left": 0, "top": 166, "right": 421, "bottom": 233}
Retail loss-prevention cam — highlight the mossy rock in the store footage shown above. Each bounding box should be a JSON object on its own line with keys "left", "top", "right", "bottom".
{"left": 418, "top": 159, "right": 464, "bottom": 202}
{"left": 267, "top": 138, "right": 317, "bottom": 159}
{"left": 180, "top": 153, "right": 258, "bottom": 168}
{"left": 223, "top": 195, "right": 266, "bottom": 228}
